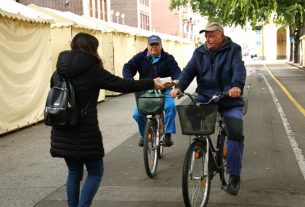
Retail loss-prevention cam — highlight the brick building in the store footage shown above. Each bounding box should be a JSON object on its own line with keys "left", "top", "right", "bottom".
{"left": 15, "top": 0, "right": 206, "bottom": 39}
{"left": 151, "top": 0, "right": 207, "bottom": 40}
{"left": 17, "top": 0, "right": 110, "bottom": 21}
{"left": 110, "top": 0, "right": 150, "bottom": 29}
{"left": 151, "top": 0, "right": 180, "bottom": 36}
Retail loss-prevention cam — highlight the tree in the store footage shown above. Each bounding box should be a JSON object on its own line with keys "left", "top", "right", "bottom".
{"left": 170, "top": 0, "right": 305, "bottom": 63}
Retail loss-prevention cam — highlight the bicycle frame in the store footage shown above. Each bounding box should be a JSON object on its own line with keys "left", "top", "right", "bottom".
{"left": 179, "top": 92, "right": 230, "bottom": 207}
{"left": 191, "top": 112, "right": 227, "bottom": 178}
{"left": 147, "top": 112, "right": 165, "bottom": 148}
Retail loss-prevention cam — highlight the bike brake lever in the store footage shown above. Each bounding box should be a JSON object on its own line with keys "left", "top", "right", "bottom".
{"left": 177, "top": 93, "right": 184, "bottom": 99}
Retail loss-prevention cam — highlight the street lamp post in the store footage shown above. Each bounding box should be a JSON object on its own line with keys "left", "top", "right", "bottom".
{"left": 120, "top": 13, "right": 125, "bottom": 25}
{"left": 109, "top": 10, "right": 114, "bottom": 22}
{"left": 115, "top": 11, "right": 120, "bottom": 23}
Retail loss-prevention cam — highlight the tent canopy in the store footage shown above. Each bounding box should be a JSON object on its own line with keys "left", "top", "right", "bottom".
{"left": 0, "top": 0, "right": 53, "bottom": 23}
{"left": 44, "top": 7, "right": 105, "bottom": 31}
{"left": 28, "top": 4, "right": 73, "bottom": 28}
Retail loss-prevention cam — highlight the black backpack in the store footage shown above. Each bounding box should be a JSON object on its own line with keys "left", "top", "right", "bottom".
{"left": 44, "top": 74, "right": 92, "bottom": 127}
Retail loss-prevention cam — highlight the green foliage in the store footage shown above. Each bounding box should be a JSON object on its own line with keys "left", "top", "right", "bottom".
{"left": 170, "top": 0, "right": 305, "bottom": 32}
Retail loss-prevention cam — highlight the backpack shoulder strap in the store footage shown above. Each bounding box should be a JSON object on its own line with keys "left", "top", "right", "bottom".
{"left": 80, "top": 92, "right": 96, "bottom": 117}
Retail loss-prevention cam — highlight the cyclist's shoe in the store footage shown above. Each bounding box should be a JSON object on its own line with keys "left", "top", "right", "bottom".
{"left": 223, "top": 175, "right": 240, "bottom": 196}
{"left": 164, "top": 134, "right": 173, "bottom": 147}
{"left": 138, "top": 138, "right": 144, "bottom": 147}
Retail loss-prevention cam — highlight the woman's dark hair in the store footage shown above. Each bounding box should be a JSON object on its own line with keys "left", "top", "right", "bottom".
{"left": 70, "top": 32, "right": 103, "bottom": 67}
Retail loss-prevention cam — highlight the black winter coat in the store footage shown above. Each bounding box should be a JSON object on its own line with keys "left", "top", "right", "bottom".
{"left": 50, "top": 50, "right": 154, "bottom": 159}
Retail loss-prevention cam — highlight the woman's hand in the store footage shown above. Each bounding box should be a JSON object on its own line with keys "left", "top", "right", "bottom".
{"left": 153, "top": 78, "right": 165, "bottom": 90}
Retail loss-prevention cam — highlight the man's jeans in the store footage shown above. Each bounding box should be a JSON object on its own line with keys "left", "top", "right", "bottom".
{"left": 223, "top": 107, "right": 244, "bottom": 176}
{"left": 64, "top": 159, "right": 104, "bottom": 207}
{"left": 133, "top": 89, "right": 176, "bottom": 137}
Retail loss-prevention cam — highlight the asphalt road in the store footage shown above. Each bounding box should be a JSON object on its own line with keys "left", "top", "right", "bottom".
{"left": 1, "top": 62, "right": 305, "bottom": 207}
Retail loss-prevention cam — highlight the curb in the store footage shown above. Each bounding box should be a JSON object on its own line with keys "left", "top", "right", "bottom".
{"left": 286, "top": 61, "right": 305, "bottom": 70}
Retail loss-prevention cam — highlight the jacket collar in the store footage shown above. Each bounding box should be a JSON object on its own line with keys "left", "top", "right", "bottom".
{"left": 142, "top": 48, "right": 164, "bottom": 59}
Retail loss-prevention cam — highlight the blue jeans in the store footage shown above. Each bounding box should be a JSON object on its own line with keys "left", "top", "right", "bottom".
{"left": 133, "top": 89, "right": 176, "bottom": 137}
{"left": 64, "top": 159, "right": 104, "bottom": 207}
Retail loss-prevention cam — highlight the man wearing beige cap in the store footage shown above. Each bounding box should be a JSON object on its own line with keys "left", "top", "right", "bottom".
{"left": 171, "top": 22, "right": 246, "bottom": 196}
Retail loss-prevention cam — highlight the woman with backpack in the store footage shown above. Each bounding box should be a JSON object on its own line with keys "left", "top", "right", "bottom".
{"left": 49, "top": 32, "right": 164, "bottom": 207}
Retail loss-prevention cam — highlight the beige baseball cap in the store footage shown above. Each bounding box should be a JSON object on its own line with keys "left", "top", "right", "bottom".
{"left": 199, "top": 22, "right": 224, "bottom": 34}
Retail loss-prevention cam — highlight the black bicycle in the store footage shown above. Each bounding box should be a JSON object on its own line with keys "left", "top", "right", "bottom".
{"left": 136, "top": 89, "right": 166, "bottom": 178}
{"left": 176, "top": 92, "right": 230, "bottom": 207}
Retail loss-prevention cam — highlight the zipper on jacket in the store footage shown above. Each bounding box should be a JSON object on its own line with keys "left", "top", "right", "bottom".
{"left": 210, "top": 52, "right": 215, "bottom": 88}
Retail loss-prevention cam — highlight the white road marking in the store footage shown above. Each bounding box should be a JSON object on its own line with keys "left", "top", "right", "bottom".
{"left": 261, "top": 73, "right": 305, "bottom": 180}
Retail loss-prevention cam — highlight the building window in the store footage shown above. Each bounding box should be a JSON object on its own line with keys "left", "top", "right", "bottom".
{"left": 95, "top": 0, "right": 98, "bottom": 18}
{"left": 89, "top": 0, "right": 107, "bottom": 21}
{"left": 90, "top": 0, "right": 93, "bottom": 17}
{"left": 140, "top": 12, "right": 150, "bottom": 30}
{"left": 100, "top": 0, "right": 107, "bottom": 21}
{"left": 140, "top": 0, "right": 149, "bottom": 6}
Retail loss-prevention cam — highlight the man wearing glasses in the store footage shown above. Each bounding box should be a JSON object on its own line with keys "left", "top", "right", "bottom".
{"left": 123, "top": 35, "right": 181, "bottom": 147}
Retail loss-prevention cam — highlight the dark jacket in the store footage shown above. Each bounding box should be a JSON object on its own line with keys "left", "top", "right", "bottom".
{"left": 50, "top": 50, "right": 154, "bottom": 159}
{"left": 176, "top": 37, "right": 246, "bottom": 110}
{"left": 122, "top": 49, "right": 181, "bottom": 80}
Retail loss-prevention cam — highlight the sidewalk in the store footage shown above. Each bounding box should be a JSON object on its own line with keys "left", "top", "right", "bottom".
{"left": 0, "top": 93, "right": 138, "bottom": 207}
{"left": 244, "top": 58, "right": 305, "bottom": 71}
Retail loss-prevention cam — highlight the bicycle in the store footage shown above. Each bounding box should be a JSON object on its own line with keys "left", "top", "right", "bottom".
{"left": 136, "top": 89, "right": 166, "bottom": 178}
{"left": 176, "top": 92, "right": 230, "bottom": 207}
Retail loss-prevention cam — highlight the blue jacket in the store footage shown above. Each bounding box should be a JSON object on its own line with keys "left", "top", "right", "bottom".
{"left": 177, "top": 37, "right": 246, "bottom": 110}
{"left": 123, "top": 49, "right": 181, "bottom": 80}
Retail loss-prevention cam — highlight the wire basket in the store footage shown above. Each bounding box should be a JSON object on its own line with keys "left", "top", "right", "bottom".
{"left": 136, "top": 90, "right": 165, "bottom": 115}
{"left": 177, "top": 104, "right": 218, "bottom": 135}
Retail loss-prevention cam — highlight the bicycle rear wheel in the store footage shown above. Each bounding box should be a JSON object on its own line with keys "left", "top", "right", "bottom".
{"left": 143, "top": 119, "right": 158, "bottom": 178}
{"left": 182, "top": 140, "right": 211, "bottom": 207}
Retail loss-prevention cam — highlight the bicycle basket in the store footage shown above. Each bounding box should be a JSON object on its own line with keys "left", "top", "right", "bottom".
{"left": 177, "top": 103, "right": 218, "bottom": 135}
{"left": 136, "top": 90, "right": 165, "bottom": 115}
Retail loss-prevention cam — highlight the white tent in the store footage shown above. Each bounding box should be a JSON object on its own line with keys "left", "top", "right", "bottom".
{"left": 0, "top": 1, "right": 54, "bottom": 135}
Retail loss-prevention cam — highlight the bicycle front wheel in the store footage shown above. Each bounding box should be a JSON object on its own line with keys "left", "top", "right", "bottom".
{"left": 217, "top": 133, "right": 229, "bottom": 187}
{"left": 157, "top": 113, "right": 165, "bottom": 159}
{"left": 182, "top": 140, "right": 211, "bottom": 207}
{"left": 143, "top": 119, "right": 158, "bottom": 178}
{"left": 157, "top": 133, "right": 164, "bottom": 159}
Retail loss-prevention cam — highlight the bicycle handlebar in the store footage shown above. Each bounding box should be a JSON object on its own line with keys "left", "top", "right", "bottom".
{"left": 177, "top": 92, "right": 229, "bottom": 105}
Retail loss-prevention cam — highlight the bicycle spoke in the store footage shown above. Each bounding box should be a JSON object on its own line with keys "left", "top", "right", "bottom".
{"left": 183, "top": 141, "right": 211, "bottom": 207}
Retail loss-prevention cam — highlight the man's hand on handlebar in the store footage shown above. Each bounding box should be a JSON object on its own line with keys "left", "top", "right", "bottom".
{"left": 228, "top": 87, "right": 241, "bottom": 98}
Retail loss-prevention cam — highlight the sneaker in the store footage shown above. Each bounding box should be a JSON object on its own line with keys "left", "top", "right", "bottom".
{"left": 223, "top": 175, "right": 240, "bottom": 195}
{"left": 164, "top": 134, "right": 173, "bottom": 147}
{"left": 138, "top": 138, "right": 144, "bottom": 147}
